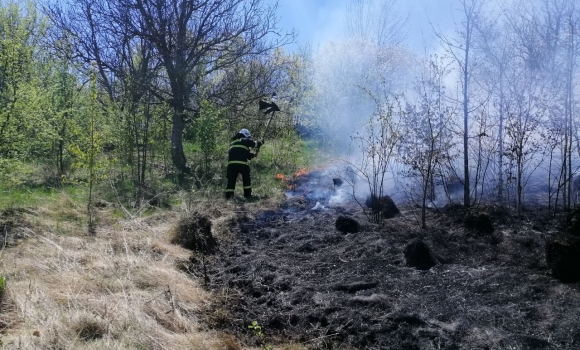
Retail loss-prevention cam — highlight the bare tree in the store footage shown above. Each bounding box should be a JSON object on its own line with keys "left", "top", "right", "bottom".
{"left": 348, "top": 93, "right": 402, "bottom": 223}
{"left": 507, "top": 0, "right": 580, "bottom": 211}
{"left": 345, "top": 0, "right": 409, "bottom": 46}
{"left": 400, "top": 55, "right": 455, "bottom": 228}
{"left": 433, "top": 0, "right": 486, "bottom": 208}
{"left": 476, "top": 9, "right": 515, "bottom": 202}
{"left": 503, "top": 69, "right": 546, "bottom": 214}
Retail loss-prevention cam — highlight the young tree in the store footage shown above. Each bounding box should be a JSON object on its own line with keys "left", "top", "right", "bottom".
{"left": 433, "top": 0, "right": 486, "bottom": 207}
{"left": 507, "top": 0, "right": 580, "bottom": 211}
{"left": 476, "top": 10, "right": 515, "bottom": 202}
{"left": 503, "top": 70, "right": 546, "bottom": 214}
{"left": 349, "top": 94, "right": 402, "bottom": 223}
{"left": 0, "top": 1, "right": 43, "bottom": 158}
{"left": 48, "top": 57, "right": 77, "bottom": 179}
{"left": 400, "top": 55, "right": 455, "bottom": 228}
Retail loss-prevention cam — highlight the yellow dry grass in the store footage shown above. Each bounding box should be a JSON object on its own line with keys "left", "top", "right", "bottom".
{"left": 0, "top": 194, "right": 293, "bottom": 350}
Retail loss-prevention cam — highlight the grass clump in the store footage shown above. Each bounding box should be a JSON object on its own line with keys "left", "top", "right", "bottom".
{"left": 72, "top": 316, "right": 107, "bottom": 342}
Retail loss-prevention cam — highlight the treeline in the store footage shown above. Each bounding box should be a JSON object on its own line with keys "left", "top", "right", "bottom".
{"left": 319, "top": 0, "right": 580, "bottom": 221}
{"left": 4, "top": 0, "right": 580, "bottom": 222}
{"left": 0, "top": 0, "right": 313, "bottom": 209}
{"left": 422, "top": 0, "right": 580, "bottom": 215}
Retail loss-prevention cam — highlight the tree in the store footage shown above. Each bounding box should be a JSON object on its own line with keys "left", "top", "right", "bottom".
{"left": 345, "top": 0, "right": 408, "bottom": 47}
{"left": 348, "top": 93, "right": 402, "bottom": 223}
{"left": 507, "top": 0, "right": 580, "bottom": 211}
{"left": 476, "top": 9, "right": 515, "bottom": 202}
{"left": 0, "top": 1, "right": 44, "bottom": 158}
{"left": 503, "top": 69, "right": 546, "bottom": 214}
{"left": 400, "top": 55, "right": 455, "bottom": 228}
{"left": 433, "top": 0, "right": 485, "bottom": 207}
{"left": 46, "top": 0, "right": 294, "bottom": 178}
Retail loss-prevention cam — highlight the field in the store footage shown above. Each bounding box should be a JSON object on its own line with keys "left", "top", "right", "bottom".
{"left": 0, "top": 173, "right": 579, "bottom": 349}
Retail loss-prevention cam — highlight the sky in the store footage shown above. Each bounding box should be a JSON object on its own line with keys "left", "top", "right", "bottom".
{"left": 273, "top": 0, "right": 458, "bottom": 53}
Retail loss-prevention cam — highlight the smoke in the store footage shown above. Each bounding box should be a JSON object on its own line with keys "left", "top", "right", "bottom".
{"left": 310, "top": 38, "right": 416, "bottom": 151}
{"left": 289, "top": 0, "right": 580, "bottom": 210}
{"left": 294, "top": 37, "right": 417, "bottom": 203}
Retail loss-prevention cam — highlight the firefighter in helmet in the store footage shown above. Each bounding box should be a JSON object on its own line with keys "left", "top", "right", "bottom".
{"left": 225, "top": 129, "right": 264, "bottom": 199}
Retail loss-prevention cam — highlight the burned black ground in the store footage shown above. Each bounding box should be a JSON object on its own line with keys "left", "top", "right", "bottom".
{"left": 192, "top": 193, "right": 580, "bottom": 349}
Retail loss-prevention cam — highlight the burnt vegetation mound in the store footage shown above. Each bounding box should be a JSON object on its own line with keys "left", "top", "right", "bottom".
{"left": 546, "top": 233, "right": 580, "bottom": 283}
{"left": 194, "top": 203, "right": 580, "bottom": 349}
{"left": 544, "top": 208, "right": 580, "bottom": 283}
{"left": 464, "top": 211, "right": 495, "bottom": 234}
{"left": 170, "top": 213, "right": 217, "bottom": 254}
{"left": 564, "top": 207, "right": 580, "bottom": 236}
{"left": 365, "top": 194, "right": 400, "bottom": 218}
{"left": 404, "top": 238, "right": 438, "bottom": 270}
{"left": 335, "top": 215, "right": 359, "bottom": 233}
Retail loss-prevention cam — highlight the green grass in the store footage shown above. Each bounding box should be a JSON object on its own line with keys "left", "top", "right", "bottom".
{"left": 0, "top": 184, "right": 86, "bottom": 211}
{"left": 0, "top": 133, "right": 320, "bottom": 212}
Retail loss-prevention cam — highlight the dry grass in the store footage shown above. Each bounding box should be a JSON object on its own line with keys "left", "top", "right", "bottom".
{"left": 0, "top": 193, "right": 289, "bottom": 350}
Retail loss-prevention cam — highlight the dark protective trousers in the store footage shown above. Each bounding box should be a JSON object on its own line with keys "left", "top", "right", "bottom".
{"left": 225, "top": 163, "right": 251, "bottom": 198}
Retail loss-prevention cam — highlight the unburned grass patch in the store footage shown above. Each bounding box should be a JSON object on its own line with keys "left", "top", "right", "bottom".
{"left": 0, "top": 195, "right": 253, "bottom": 349}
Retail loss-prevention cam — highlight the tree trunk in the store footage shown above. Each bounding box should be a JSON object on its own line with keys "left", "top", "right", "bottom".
{"left": 567, "top": 25, "right": 574, "bottom": 208}
{"left": 171, "top": 107, "right": 187, "bottom": 176}
{"left": 498, "top": 74, "right": 504, "bottom": 202}
{"left": 517, "top": 150, "right": 523, "bottom": 215}
{"left": 463, "top": 60, "right": 470, "bottom": 208}
{"left": 58, "top": 120, "right": 66, "bottom": 176}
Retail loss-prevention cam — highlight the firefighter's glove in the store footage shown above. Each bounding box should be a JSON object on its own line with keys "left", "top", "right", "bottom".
{"left": 248, "top": 153, "right": 256, "bottom": 160}
{"left": 256, "top": 139, "right": 264, "bottom": 148}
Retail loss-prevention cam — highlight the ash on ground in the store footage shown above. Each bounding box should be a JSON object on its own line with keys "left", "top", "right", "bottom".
{"left": 193, "top": 172, "right": 580, "bottom": 349}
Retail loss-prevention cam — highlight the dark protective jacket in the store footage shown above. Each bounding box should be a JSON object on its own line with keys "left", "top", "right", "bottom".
{"left": 228, "top": 136, "right": 262, "bottom": 165}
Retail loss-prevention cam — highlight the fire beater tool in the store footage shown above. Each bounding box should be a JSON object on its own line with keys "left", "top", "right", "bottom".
{"left": 255, "top": 96, "right": 280, "bottom": 156}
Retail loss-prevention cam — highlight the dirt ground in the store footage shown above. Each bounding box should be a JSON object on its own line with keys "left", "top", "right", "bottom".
{"left": 190, "top": 174, "right": 580, "bottom": 349}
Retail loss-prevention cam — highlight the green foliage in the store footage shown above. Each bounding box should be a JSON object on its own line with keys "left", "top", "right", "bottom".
{"left": 0, "top": 275, "right": 6, "bottom": 296}
{"left": 195, "top": 100, "right": 224, "bottom": 156}
{"left": 0, "top": 1, "right": 85, "bottom": 183}
{"left": 257, "top": 131, "right": 309, "bottom": 170}
{"left": 0, "top": 1, "right": 46, "bottom": 159}
{"left": 0, "top": 0, "right": 312, "bottom": 206}
{"left": 248, "top": 320, "right": 272, "bottom": 350}
{"left": 189, "top": 100, "right": 227, "bottom": 181}
{"left": 0, "top": 158, "right": 31, "bottom": 189}
{"left": 245, "top": 130, "right": 317, "bottom": 197}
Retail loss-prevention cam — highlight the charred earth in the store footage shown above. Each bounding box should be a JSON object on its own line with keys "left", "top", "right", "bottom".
{"left": 190, "top": 171, "right": 580, "bottom": 349}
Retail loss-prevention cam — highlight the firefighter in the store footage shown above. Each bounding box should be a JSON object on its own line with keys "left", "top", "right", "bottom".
{"left": 225, "top": 128, "right": 264, "bottom": 199}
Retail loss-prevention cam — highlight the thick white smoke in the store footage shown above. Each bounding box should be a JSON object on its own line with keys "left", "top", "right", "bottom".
{"left": 301, "top": 38, "right": 418, "bottom": 204}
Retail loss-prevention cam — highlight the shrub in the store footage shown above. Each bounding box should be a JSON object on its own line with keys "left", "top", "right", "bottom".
{"left": 0, "top": 276, "right": 6, "bottom": 298}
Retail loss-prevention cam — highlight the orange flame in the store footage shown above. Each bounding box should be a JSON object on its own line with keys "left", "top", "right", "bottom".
{"left": 275, "top": 174, "right": 285, "bottom": 181}
{"left": 295, "top": 167, "right": 308, "bottom": 177}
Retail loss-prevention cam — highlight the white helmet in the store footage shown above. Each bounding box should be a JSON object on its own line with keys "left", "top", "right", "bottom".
{"left": 239, "top": 128, "right": 251, "bottom": 138}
